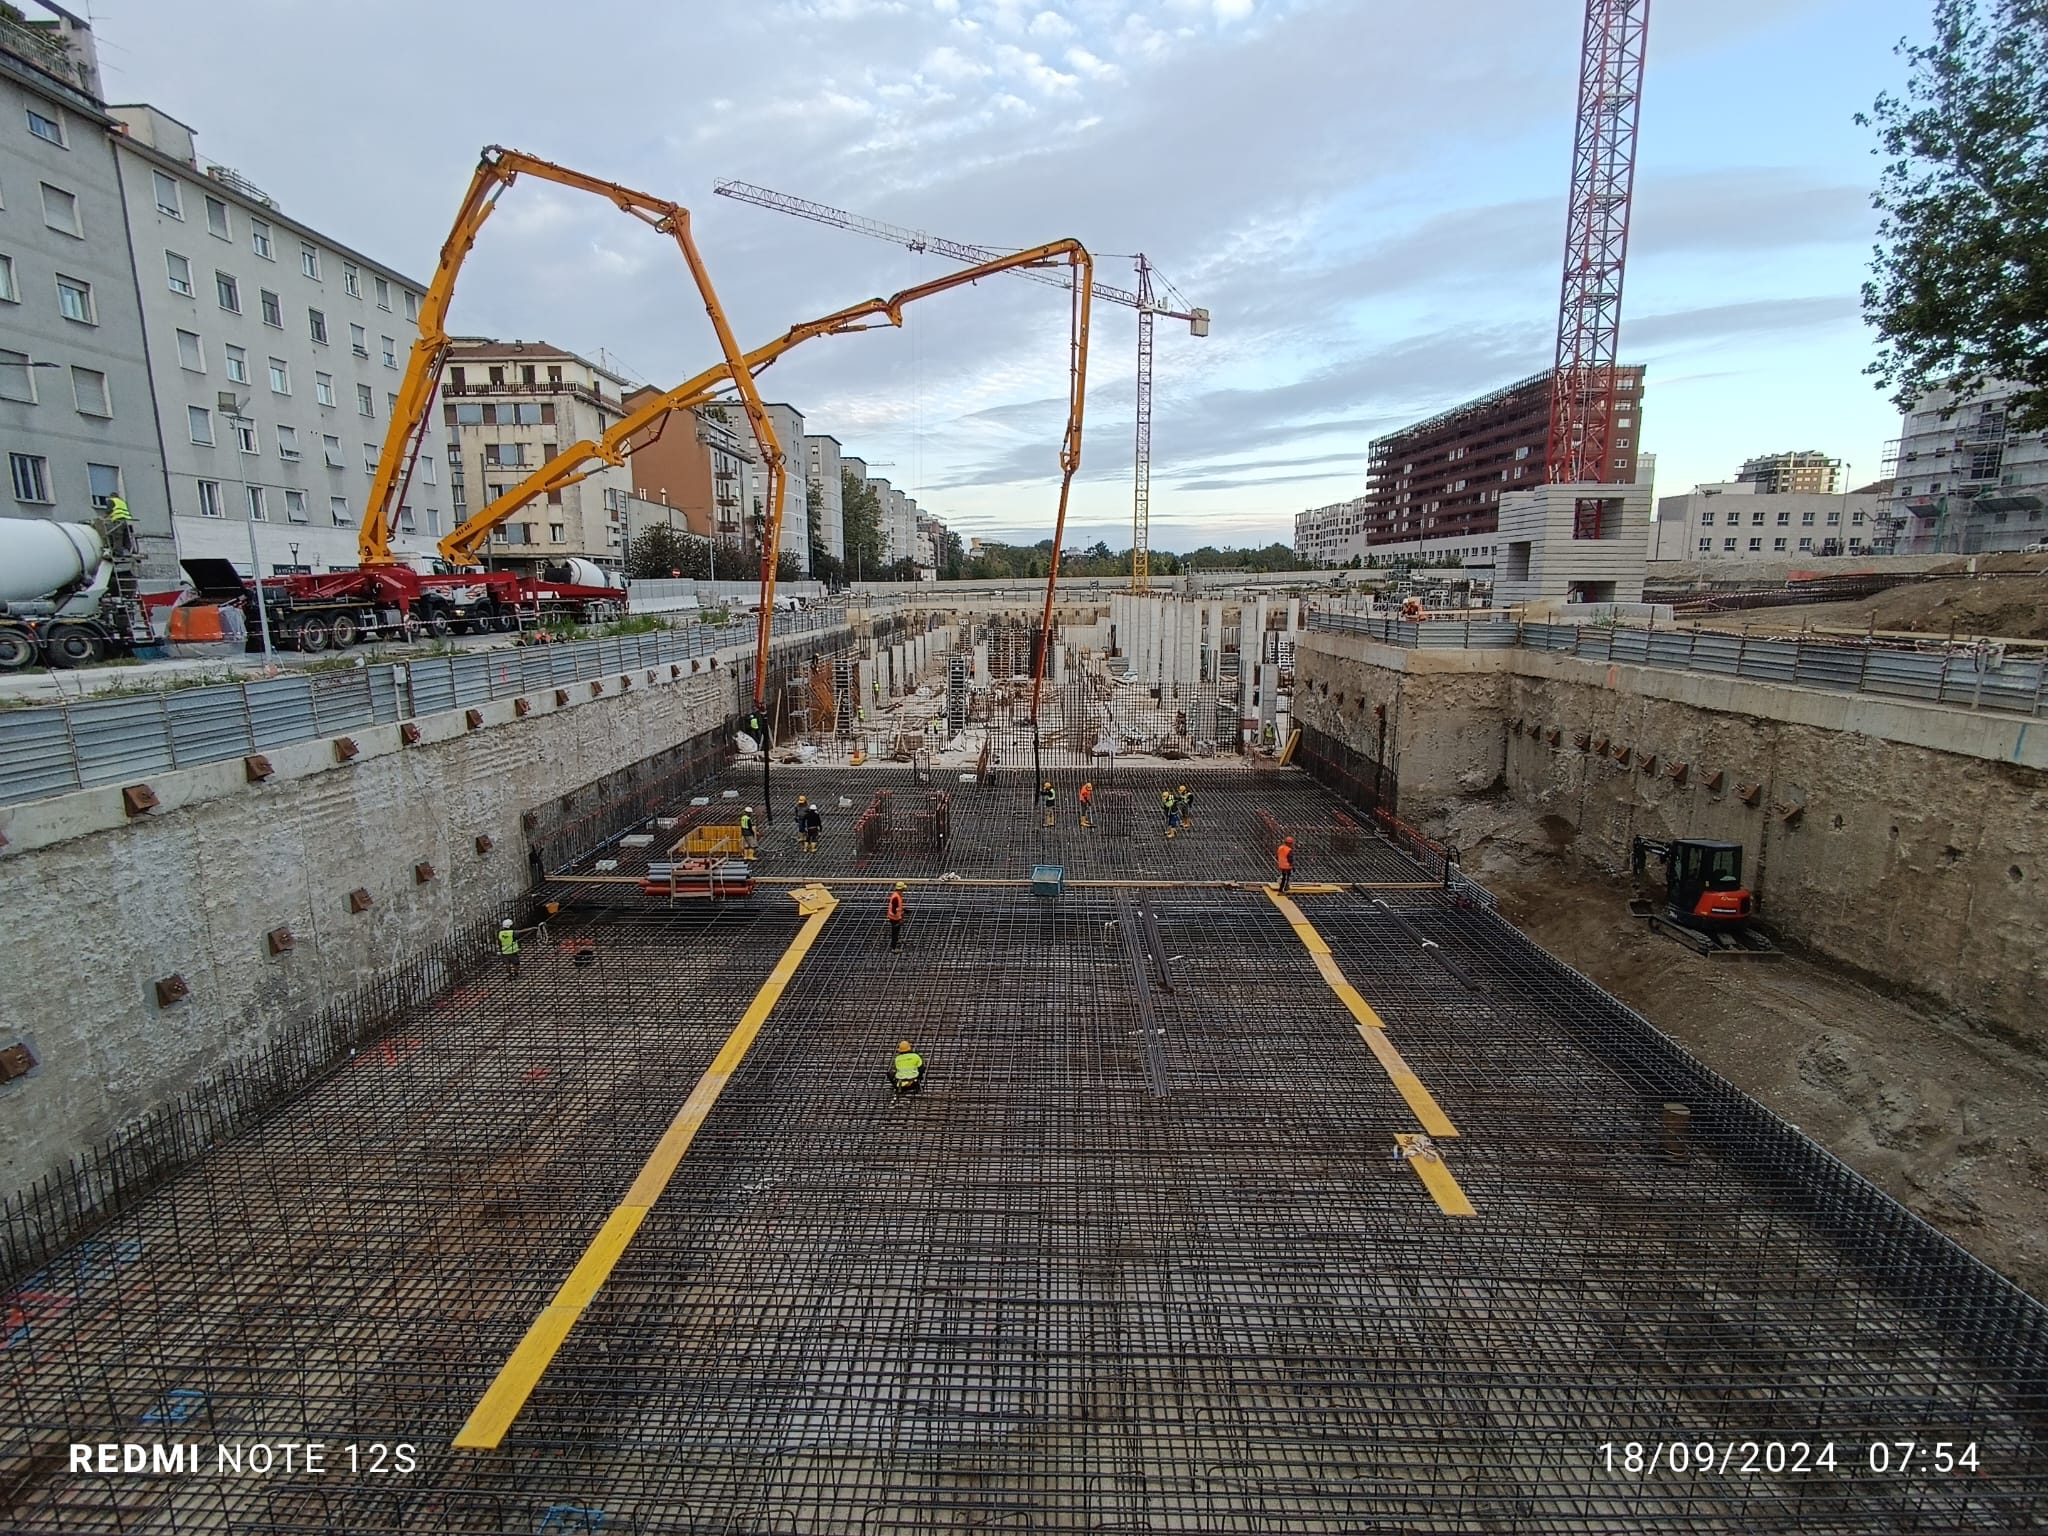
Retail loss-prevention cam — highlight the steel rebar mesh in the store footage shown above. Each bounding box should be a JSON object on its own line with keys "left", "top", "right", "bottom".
{"left": 2, "top": 776, "right": 2045, "bottom": 1532}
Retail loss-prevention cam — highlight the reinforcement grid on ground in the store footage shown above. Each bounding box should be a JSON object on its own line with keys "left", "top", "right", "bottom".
{"left": 543, "top": 763, "right": 1428, "bottom": 896}
{"left": 4, "top": 787, "right": 2047, "bottom": 1531}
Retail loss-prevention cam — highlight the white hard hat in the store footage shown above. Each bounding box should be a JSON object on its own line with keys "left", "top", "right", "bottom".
{"left": 501, "top": 920, "right": 513, "bottom": 929}
{"left": 745, "top": 805, "right": 755, "bottom": 812}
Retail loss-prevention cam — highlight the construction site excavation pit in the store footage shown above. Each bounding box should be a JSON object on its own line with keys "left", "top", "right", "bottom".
{"left": 5, "top": 751, "right": 2048, "bottom": 1534}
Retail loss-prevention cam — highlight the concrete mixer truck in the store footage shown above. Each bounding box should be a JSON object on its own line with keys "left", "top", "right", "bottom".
{"left": 0, "top": 518, "right": 149, "bottom": 670}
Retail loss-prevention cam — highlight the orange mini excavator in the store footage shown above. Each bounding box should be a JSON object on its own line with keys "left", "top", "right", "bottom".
{"left": 1628, "top": 837, "right": 1777, "bottom": 957}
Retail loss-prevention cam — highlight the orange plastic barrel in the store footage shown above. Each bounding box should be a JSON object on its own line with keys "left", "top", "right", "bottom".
{"left": 168, "top": 604, "right": 225, "bottom": 642}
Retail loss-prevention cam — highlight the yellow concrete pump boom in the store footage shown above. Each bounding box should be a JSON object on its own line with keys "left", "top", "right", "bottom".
{"left": 359, "top": 145, "right": 779, "bottom": 570}
{"left": 442, "top": 240, "right": 1093, "bottom": 713}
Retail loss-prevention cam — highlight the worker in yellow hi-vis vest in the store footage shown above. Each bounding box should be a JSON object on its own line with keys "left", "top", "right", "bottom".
{"left": 892, "top": 1039, "right": 924, "bottom": 1094}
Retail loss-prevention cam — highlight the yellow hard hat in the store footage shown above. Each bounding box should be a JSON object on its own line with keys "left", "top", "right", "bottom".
{"left": 894, "top": 881, "right": 907, "bottom": 890}
{"left": 796, "top": 794, "right": 808, "bottom": 803}
{"left": 898, "top": 1040, "right": 912, "bottom": 1053}
{"left": 1179, "top": 784, "right": 1188, "bottom": 793}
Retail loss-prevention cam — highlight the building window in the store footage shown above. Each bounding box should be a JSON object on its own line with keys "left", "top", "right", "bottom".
{"left": 546, "top": 365, "right": 562, "bottom": 385}
{"left": 165, "top": 250, "right": 194, "bottom": 296}
{"left": 1852, "top": 509, "right": 1867, "bottom": 526}
{"left": 356, "top": 382, "right": 374, "bottom": 416}
{"left": 224, "top": 344, "right": 249, "bottom": 384}
{"left": 196, "top": 479, "right": 223, "bottom": 518}
{"left": 71, "top": 366, "right": 109, "bottom": 415}
{"left": 1615, "top": 438, "right": 1630, "bottom": 449}
{"left": 488, "top": 366, "right": 504, "bottom": 385}
{"left": 205, "top": 195, "right": 230, "bottom": 240}
{"left": 420, "top": 455, "right": 436, "bottom": 485}
{"left": 268, "top": 357, "right": 290, "bottom": 394}
{"left": 330, "top": 495, "right": 351, "bottom": 526}
{"left": 215, "top": 270, "right": 240, "bottom": 313}
{"left": 246, "top": 484, "right": 267, "bottom": 521}
{"left": 1826, "top": 510, "right": 1841, "bottom": 526}
{"left": 1700, "top": 510, "right": 1714, "bottom": 527}
{"left": 454, "top": 401, "right": 483, "bottom": 426}
{"left": 381, "top": 336, "right": 397, "bottom": 368}
{"left": 374, "top": 276, "right": 391, "bottom": 310}
{"left": 300, "top": 243, "right": 321, "bottom": 279}
{"left": 1801, "top": 510, "right": 1815, "bottom": 525}
{"left": 1748, "top": 537, "right": 1762, "bottom": 552}
{"left": 1849, "top": 535, "right": 1864, "bottom": 549}
{"left": 260, "top": 288, "right": 282, "bottom": 327}
{"left": 1775, "top": 509, "right": 1789, "bottom": 525}
{"left": 308, "top": 308, "right": 327, "bottom": 345}
{"left": 363, "top": 441, "right": 379, "bottom": 473}
{"left": 1613, "top": 457, "right": 1628, "bottom": 469}
{"left": 188, "top": 404, "right": 214, "bottom": 444}
{"left": 1751, "top": 510, "right": 1765, "bottom": 526}
{"left": 152, "top": 170, "right": 183, "bottom": 218}
{"left": 41, "top": 183, "right": 79, "bottom": 235}
{"left": 0, "top": 350, "right": 36, "bottom": 404}
{"left": 0, "top": 254, "right": 13, "bottom": 306}
{"left": 404, "top": 290, "right": 419, "bottom": 321}
{"left": 386, "top": 390, "right": 397, "bottom": 416}
{"left": 87, "top": 463, "right": 122, "bottom": 509}
{"left": 1697, "top": 537, "right": 1712, "bottom": 552}
{"left": 1772, "top": 537, "right": 1787, "bottom": 551}
{"left": 8, "top": 452, "right": 51, "bottom": 503}
{"left": 343, "top": 263, "right": 360, "bottom": 298}
{"left": 315, "top": 372, "right": 335, "bottom": 407}
{"left": 285, "top": 488, "right": 308, "bottom": 522}
{"left": 350, "top": 322, "right": 368, "bottom": 357}
{"left": 1798, "top": 537, "right": 1813, "bottom": 551}
{"left": 549, "top": 522, "right": 565, "bottom": 543}
{"left": 25, "top": 104, "right": 64, "bottom": 145}
{"left": 1723, "top": 538, "right": 1736, "bottom": 552}
{"left": 176, "top": 329, "right": 204, "bottom": 372}
{"left": 322, "top": 433, "right": 344, "bottom": 467}
{"left": 55, "top": 274, "right": 93, "bottom": 323}
{"left": 234, "top": 419, "right": 258, "bottom": 455}
{"left": 251, "top": 220, "right": 274, "bottom": 260}
{"left": 277, "top": 424, "right": 300, "bottom": 460}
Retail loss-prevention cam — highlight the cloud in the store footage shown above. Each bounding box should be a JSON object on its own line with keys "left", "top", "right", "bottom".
{"left": 1625, "top": 295, "right": 1860, "bottom": 349}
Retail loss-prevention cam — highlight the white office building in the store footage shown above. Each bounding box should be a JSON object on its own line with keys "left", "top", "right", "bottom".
{"left": 1650, "top": 482, "right": 1884, "bottom": 563}
{"left": 803, "top": 433, "right": 844, "bottom": 566}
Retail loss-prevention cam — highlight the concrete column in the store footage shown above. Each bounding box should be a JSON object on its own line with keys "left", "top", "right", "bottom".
{"left": 1286, "top": 598, "right": 1300, "bottom": 634}
{"left": 974, "top": 642, "right": 989, "bottom": 685}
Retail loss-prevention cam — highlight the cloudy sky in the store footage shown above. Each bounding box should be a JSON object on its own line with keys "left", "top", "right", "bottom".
{"left": 93, "top": 0, "right": 1926, "bottom": 550}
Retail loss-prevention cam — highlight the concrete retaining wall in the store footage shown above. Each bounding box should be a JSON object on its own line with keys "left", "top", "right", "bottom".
{"left": 1294, "top": 629, "right": 2048, "bottom": 1032}
{"left": 0, "top": 635, "right": 828, "bottom": 1199}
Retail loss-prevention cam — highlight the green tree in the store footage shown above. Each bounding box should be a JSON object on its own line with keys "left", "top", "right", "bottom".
{"left": 840, "top": 468, "right": 886, "bottom": 582}
{"left": 1859, "top": 0, "right": 2048, "bottom": 427}
{"left": 625, "top": 522, "right": 698, "bottom": 579}
{"left": 940, "top": 529, "right": 965, "bottom": 580}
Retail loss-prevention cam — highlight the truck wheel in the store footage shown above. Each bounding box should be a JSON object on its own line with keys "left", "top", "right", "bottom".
{"left": 495, "top": 611, "right": 518, "bottom": 634}
{"left": 46, "top": 626, "right": 102, "bottom": 667}
{"left": 293, "top": 615, "right": 330, "bottom": 653}
{"left": 0, "top": 627, "right": 35, "bottom": 671}
{"left": 425, "top": 607, "right": 451, "bottom": 638}
{"left": 328, "top": 613, "right": 358, "bottom": 650}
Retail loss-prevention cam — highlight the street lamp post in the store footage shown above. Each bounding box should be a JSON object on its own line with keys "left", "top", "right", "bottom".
{"left": 219, "top": 390, "right": 274, "bottom": 664}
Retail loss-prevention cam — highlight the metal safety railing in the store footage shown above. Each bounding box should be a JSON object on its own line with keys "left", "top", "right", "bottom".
{"left": 0, "top": 610, "right": 847, "bottom": 809}
{"left": 1305, "top": 611, "right": 2048, "bottom": 718}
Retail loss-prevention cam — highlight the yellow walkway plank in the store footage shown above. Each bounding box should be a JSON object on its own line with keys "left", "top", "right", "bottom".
{"left": 1265, "top": 887, "right": 1466, "bottom": 1152}
{"left": 1396, "top": 1134, "right": 1476, "bottom": 1217}
{"left": 454, "top": 883, "right": 840, "bottom": 1451}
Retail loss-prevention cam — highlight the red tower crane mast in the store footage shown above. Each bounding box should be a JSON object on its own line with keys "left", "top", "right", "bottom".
{"left": 1546, "top": 0, "right": 1651, "bottom": 539}
{"left": 712, "top": 180, "right": 1208, "bottom": 591}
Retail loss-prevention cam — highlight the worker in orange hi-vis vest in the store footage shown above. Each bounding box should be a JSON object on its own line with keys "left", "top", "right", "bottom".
{"left": 1078, "top": 781, "right": 1094, "bottom": 828}
{"left": 886, "top": 882, "right": 908, "bottom": 951}
{"left": 1276, "top": 835, "right": 1296, "bottom": 895}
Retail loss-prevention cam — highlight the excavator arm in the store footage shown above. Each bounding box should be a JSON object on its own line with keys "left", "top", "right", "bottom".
{"left": 439, "top": 239, "right": 1093, "bottom": 714}
{"left": 358, "top": 146, "right": 779, "bottom": 573}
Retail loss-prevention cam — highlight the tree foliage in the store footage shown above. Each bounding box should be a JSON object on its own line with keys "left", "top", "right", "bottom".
{"left": 840, "top": 469, "right": 886, "bottom": 580}
{"left": 1859, "top": 0, "right": 2048, "bottom": 426}
{"left": 950, "top": 539, "right": 1307, "bottom": 580}
{"left": 623, "top": 523, "right": 750, "bottom": 581}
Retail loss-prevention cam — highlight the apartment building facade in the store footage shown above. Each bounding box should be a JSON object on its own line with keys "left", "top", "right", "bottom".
{"left": 0, "top": 22, "right": 175, "bottom": 586}
{"left": 1360, "top": 366, "right": 1646, "bottom": 552}
{"left": 733, "top": 402, "right": 808, "bottom": 573}
{"left": 111, "top": 105, "right": 447, "bottom": 576}
{"left": 622, "top": 395, "right": 755, "bottom": 547}
{"left": 1735, "top": 450, "right": 1842, "bottom": 496}
{"left": 443, "top": 340, "right": 630, "bottom": 571}
{"left": 1882, "top": 380, "right": 2048, "bottom": 555}
{"left": 802, "top": 433, "right": 843, "bottom": 565}
{"left": 1294, "top": 498, "right": 1365, "bottom": 566}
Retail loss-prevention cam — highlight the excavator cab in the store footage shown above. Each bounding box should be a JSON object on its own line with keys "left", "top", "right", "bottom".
{"left": 1631, "top": 836, "right": 1753, "bottom": 933}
